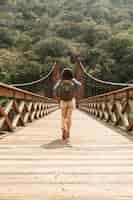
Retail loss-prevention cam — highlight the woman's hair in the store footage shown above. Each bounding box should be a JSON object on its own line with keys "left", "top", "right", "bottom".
{"left": 61, "top": 68, "right": 73, "bottom": 80}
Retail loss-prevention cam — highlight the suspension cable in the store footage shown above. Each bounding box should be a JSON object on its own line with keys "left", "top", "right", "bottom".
{"left": 80, "top": 65, "right": 120, "bottom": 90}
{"left": 80, "top": 62, "right": 133, "bottom": 87}
{"left": 81, "top": 74, "right": 115, "bottom": 89}
{"left": 11, "top": 62, "right": 56, "bottom": 87}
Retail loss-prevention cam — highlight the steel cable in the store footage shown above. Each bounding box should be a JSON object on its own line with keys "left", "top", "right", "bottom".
{"left": 11, "top": 62, "right": 56, "bottom": 87}
{"left": 80, "top": 62, "right": 133, "bottom": 87}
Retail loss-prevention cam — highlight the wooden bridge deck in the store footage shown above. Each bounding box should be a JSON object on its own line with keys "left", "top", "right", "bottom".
{"left": 0, "top": 110, "right": 133, "bottom": 200}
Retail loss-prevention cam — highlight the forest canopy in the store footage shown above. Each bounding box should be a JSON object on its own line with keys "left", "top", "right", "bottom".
{"left": 0, "top": 0, "right": 133, "bottom": 89}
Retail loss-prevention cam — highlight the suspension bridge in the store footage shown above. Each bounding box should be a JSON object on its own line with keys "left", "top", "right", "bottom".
{"left": 0, "top": 61, "right": 133, "bottom": 199}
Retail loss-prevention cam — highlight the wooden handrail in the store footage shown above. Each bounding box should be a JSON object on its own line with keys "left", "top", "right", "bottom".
{"left": 0, "top": 83, "right": 59, "bottom": 132}
{"left": 80, "top": 86, "right": 133, "bottom": 102}
{"left": 79, "top": 86, "right": 133, "bottom": 131}
{"left": 0, "top": 82, "right": 57, "bottom": 103}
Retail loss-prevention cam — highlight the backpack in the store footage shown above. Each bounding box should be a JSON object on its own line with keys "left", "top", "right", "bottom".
{"left": 59, "top": 80, "right": 75, "bottom": 101}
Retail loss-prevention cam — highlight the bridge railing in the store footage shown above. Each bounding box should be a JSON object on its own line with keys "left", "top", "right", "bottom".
{"left": 79, "top": 86, "right": 133, "bottom": 132}
{"left": 0, "top": 83, "right": 59, "bottom": 132}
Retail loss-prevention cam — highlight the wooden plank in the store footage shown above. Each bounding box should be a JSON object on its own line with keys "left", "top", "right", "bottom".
{"left": 0, "top": 110, "right": 133, "bottom": 199}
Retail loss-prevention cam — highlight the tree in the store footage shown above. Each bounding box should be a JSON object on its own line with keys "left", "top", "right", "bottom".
{"left": 0, "top": 49, "right": 19, "bottom": 82}
{"left": 35, "top": 37, "right": 72, "bottom": 62}
{"left": 107, "top": 33, "right": 133, "bottom": 62}
{"left": 0, "top": 28, "right": 16, "bottom": 48}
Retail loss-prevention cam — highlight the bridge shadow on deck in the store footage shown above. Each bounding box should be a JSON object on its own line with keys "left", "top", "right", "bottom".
{"left": 41, "top": 139, "right": 72, "bottom": 149}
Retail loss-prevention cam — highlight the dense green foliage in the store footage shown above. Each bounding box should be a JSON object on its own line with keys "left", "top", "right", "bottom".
{"left": 1, "top": 0, "right": 133, "bottom": 94}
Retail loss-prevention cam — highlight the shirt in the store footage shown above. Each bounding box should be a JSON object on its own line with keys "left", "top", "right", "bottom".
{"left": 54, "top": 78, "right": 81, "bottom": 92}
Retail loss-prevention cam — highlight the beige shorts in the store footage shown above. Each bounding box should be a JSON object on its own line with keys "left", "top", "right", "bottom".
{"left": 60, "top": 100, "right": 73, "bottom": 110}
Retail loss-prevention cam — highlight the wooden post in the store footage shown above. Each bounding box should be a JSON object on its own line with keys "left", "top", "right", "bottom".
{"left": 75, "top": 61, "right": 85, "bottom": 100}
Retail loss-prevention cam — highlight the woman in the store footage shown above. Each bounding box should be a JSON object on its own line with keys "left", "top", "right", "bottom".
{"left": 54, "top": 68, "right": 81, "bottom": 142}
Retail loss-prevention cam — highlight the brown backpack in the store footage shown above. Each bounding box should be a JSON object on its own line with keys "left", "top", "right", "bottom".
{"left": 59, "top": 80, "right": 74, "bottom": 101}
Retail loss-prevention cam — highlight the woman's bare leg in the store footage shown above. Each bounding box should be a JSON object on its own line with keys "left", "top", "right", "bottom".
{"left": 61, "top": 107, "right": 68, "bottom": 140}
{"left": 66, "top": 108, "right": 73, "bottom": 138}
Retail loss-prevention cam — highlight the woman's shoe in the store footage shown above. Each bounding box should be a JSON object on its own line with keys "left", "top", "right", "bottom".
{"left": 67, "top": 131, "right": 70, "bottom": 138}
{"left": 66, "top": 138, "right": 70, "bottom": 143}
{"left": 62, "top": 129, "right": 67, "bottom": 140}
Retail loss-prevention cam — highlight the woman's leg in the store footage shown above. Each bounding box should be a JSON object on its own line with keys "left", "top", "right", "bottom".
{"left": 67, "top": 109, "right": 72, "bottom": 130}
{"left": 66, "top": 102, "right": 73, "bottom": 138}
{"left": 61, "top": 102, "right": 68, "bottom": 140}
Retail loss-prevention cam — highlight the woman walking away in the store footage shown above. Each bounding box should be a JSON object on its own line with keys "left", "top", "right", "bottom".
{"left": 54, "top": 68, "right": 81, "bottom": 142}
